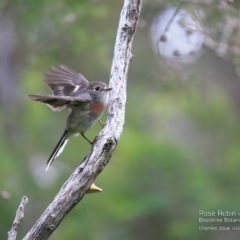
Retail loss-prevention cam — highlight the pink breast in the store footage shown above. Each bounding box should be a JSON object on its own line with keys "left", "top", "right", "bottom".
{"left": 90, "top": 102, "right": 105, "bottom": 114}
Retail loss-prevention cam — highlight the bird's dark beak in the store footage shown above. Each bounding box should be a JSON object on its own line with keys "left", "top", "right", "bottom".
{"left": 104, "top": 87, "right": 112, "bottom": 92}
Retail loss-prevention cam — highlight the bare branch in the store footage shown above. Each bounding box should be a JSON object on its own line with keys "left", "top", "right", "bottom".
{"left": 22, "top": 0, "right": 142, "bottom": 239}
{"left": 8, "top": 196, "right": 28, "bottom": 240}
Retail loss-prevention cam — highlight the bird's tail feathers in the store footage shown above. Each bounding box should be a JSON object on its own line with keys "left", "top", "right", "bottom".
{"left": 46, "top": 129, "right": 69, "bottom": 171}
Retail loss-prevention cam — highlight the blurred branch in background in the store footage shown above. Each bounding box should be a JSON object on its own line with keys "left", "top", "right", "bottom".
{"left": 0, "top": 2, "right": 25, "bottom": 139}
{"left": 0, "top": 3, "right": 21, "bottom": 109}
{"left": 205, "top": 15, "right": 240, "bottom": 55}
{"left": 150, "top": 0, "right": 240, "bottom": 108}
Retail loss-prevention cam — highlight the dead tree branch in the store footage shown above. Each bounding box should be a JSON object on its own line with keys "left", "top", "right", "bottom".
{"left": 8, "top": 196, "right": 28, "bottom": 240}
{"left": 22, "top": 0, "right": 142, "bottom": 239}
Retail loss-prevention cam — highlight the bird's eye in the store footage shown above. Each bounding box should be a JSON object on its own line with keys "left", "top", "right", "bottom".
{"left": 95, "top": 86, "right": 100, "bottom": 91}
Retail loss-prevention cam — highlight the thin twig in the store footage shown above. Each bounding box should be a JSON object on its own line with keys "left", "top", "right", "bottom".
{"left": 8, "top": 196, "right": 28, "bottom": 240}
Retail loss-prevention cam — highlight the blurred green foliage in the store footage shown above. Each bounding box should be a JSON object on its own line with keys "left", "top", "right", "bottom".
{"left": 1, "top": 0, "right": 240, "bottom": 240}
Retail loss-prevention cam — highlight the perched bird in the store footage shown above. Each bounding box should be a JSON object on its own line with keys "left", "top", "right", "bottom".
{"left": 27, "top": 65, "right": 112, "bottom": 170}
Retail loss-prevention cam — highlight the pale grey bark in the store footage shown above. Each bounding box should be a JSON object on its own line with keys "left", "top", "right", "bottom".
{"left": 20, "top": 0, "right": 142, "bottom": 239}
{"left": 8, "top": 196, "right": 28, "bottom": 240}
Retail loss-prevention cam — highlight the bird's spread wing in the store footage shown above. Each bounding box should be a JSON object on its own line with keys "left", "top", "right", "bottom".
{"left": 27, "top": 94, "right": 91, "bottom": 111}
{"left": 45, "top": 65, "right": 89, "bottom": 96}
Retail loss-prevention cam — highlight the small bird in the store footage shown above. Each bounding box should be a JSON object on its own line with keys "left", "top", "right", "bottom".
{"left": 27, "top": 65, "right": 112, "bottom": 171}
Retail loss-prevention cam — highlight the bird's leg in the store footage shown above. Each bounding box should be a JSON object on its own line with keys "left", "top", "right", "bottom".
{"left": 81, "top": 133, "right": 93, "bottom": 145}
{"left": 98, "top": 119, "right": 103, "bottom": 128}
{"left": 81, "top": 119, "right": 104, "bottom": 145}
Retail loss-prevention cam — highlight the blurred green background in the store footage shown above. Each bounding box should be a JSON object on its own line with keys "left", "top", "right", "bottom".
{"left": 1, "top": 0, "right": 240, "bottom": 239}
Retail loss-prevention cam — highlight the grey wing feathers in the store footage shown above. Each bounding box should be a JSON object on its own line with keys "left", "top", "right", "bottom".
{"left": 45, "top": 65, "right": 89, "bottom": 96}
{"left": 27, "top": 94, "right": 71, "bottom": 111}
{"left": 27, "top": 94, "right": 91, "bottom": 111}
